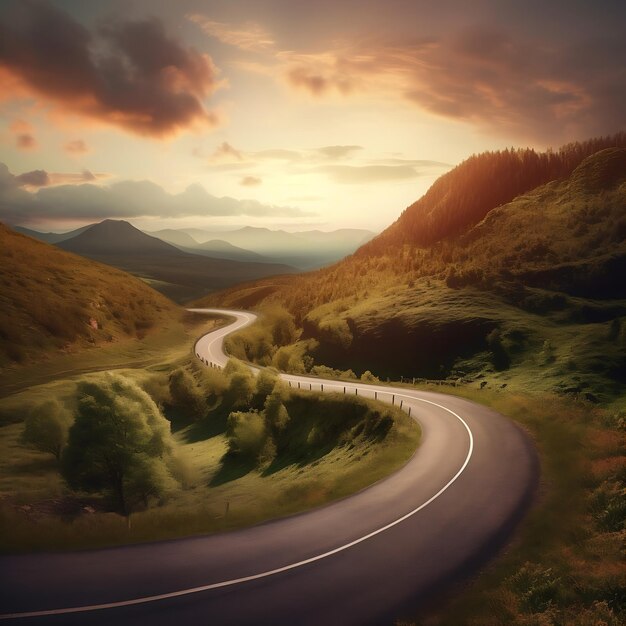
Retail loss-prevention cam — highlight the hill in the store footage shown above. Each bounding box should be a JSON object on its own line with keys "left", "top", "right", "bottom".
{"left": 55, "top": 220, "right": 297, "bottom": 302}
{"left": 0, "top": 224, "right": 179, "bottom": 367}
{"left": 198, "top": 140, "right": 626, "bottom": 403}
{"left": 13, "top": 224, "right": 90, "bottom": 244}
{"left": 360, "top": 132, "right": 626, "bottom": 253}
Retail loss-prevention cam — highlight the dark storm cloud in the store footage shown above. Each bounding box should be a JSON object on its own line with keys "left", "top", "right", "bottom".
{"left": 0, "top": 0, "right": 219, "bottom": 137}
{"left": 401, "top": 27, "right": 626, "bottom": 141}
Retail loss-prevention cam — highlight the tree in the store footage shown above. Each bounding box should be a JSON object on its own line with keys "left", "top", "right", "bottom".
{"left": 62, "top": 374, "right": 177, "bottom": 517}
{"left": 226, "top": 410, "right": 267, "bottom": 461}
{"left": 264, "top": 387, "right": 290, "bottom": 431}
{"left": 168, "top": 368, "right": 206, "bottom": 420}
{"left": 21, "top": 399, "right": 70, "bottom": 461}
{"left": 224, "top": 359, "right": 254, "bottom": 409}
{"left": 253, "top": 368, "right": 279, "bottom": 408}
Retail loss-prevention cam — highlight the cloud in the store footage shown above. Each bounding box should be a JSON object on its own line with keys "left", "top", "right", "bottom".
{"left": 15, "top": 133, "right": 37, "bottom": 150}
{"left": 15, "top": 169, "right": 49, "bottom": 187}
{"left": 0, "top": 1, "right": 220, "bottom": 138}
{"left": 9, "top": 118, "right": 37, "bottom": 150}
{"left": 0, "top": 162, "right": 312, "bottom": 224}
{"left": 253, "top": 148, "right": 302, "bottom": 161}
{"left": 316, "top": 164, "right": 420, "bottom": 184}
{"left": 376, "top": 158, "right": 453, "bottom": 167}
{"left": 219, "top": 12, "right": 624, "bottom": 143}
{"left": 13, "top": 168, "right": 107, "bottom": 188}
{"left": 212, "top": 141, "right": 244, "bottom": 162}
{"left": 187, "top": 15, "right": 275, "bottom": 52}
{"left": 64, "top": 139, "right": 89, "bottom": 155}
{"left": 240, "top": 175, "right": 262, "bottom": 186}
{"left": 315, "top": 145, "right": 362, "bottom": 160}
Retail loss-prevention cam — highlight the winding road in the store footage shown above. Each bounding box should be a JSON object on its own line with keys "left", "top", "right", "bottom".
{"left": 0, "top": 309, "right": 539, "bottom": 625}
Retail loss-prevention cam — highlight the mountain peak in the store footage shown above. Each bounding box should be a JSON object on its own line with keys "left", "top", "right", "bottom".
{"left": 59, "top": 219, "right": 184, "bottom": 256}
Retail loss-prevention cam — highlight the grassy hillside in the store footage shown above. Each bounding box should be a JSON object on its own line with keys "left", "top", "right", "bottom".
{"left": 197, "top": 144, "right": 626, "bottom": 404}
{"left": 0, "top": 224, "right": 180, "bottom": 368}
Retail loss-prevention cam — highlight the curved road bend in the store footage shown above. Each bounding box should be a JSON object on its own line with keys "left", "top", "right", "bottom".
{"left": 0, "top": 308, "right": 539, "bottom": 625}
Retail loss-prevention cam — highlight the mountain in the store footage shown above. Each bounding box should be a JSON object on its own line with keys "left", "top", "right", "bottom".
{"left": 58, "top": 219, "right": 185, "bottom": 256}
{"left": 198, "top": 138, "right": 626, "bottom": 403}
{"left": 13, "top": 224, "right": 91, "bottom": 244}
{"left": 149, "top": 226, "right": 376, "bottom": 269}
{"left": 0, "top": 224, "right": 179, "bottom": 367}
{"left": 195, "top": 239, "right": 269, "bottom": 262}
{"left": 56, "top": 220, "right": 297, "bottom": 302}
{"left": 213, "top": 226, "right": 377, "bottom": 269}
{"left": 147, "top": 229, "right": 200, "bottom": 249}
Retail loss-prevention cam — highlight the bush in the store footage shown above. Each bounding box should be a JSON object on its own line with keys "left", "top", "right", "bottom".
{"left": 361, "top": 370, "right": 380, "bottom": 383}
{"left": 507, "top": 563, "right": 561, "bottom": 614}
{"left": 168, "top": 368, "right": 206, "bottom": 420}
{"left": 62, "top": 374, "right": 179, "bottom": 516}
{"left": 226, "top": 411, "right": 268, "bottom": 461}
{"left": 21, "top": 399, "right": 71, "bottom": 460}
{"left": 224, "top": 359, "right": 255, "bottom": 409}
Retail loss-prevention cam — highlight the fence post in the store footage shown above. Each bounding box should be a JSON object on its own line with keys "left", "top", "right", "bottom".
{"left": 375, "top": 391, "right": 377, "bottom": 400}
{"left": 392, "top": 394, "right": 395, "bottom": 405}
{"left": 321, "top": 384, "right": 324, "bottom": 392}
{"left": 408, "top": 407, "right": 411, "bottom": 417}
{"left": 344, "top": 386, "right": 346, "bottom": 394}
{"left": 400, "top": 400, "right": 403, "bottom": 408}
{"left": 355, "top": 388, "right": 358, "bottom": 396}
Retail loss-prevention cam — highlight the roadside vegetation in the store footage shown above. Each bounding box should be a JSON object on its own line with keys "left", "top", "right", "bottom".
{"left": 198, "top": 145, "right": 626, "bottom": 404}
{"left": 0, "top": 354, "right": 419, "bottom": 552}
{"left": 401, "top": 386, "right": 625, "bottom": 626}
{"left": 192, "top": 137, "right": 626, "bottom": 624}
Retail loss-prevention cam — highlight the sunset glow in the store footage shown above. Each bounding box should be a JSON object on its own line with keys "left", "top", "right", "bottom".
{"left": 0, "top": 0, "right": 624, "bottom": 232}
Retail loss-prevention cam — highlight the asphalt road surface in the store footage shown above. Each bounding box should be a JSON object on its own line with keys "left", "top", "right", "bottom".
{"left": 0, "top": 308, "right": 539, "bottom": 625}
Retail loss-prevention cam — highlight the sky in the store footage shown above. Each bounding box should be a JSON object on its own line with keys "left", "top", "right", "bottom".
{"left": 0, "top": 0, "right": 624, "bottom": 233}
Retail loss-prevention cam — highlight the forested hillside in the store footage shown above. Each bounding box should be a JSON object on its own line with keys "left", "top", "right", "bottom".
{"left": 198, "top": 138, "right": 626, "bottom": 402}
{"left": 361, "top": 133, "right": 626, "bottom": 252}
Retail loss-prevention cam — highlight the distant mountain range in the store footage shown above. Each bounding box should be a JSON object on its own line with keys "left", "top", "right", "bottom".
{"left": 46, "top": 220, "right": 295, "bottom": 302}
{"left": 147, "top": 226, "right": 376, "bottom": 268}
{"left": 18, "top": 223, "right": 375, "bottom": 271}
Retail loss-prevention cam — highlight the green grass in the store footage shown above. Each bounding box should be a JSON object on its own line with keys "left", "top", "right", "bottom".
{"left": 0, "top": 224, "right": 181, "bottom": 368}
{"left": 0, "top": 313, "right": 226, "bottom": 399}
{"left": 0, "top": 381, "right": 419, "bottom": 551}
{"left": 395, "top": 386, "right": 625, "bottom": 626}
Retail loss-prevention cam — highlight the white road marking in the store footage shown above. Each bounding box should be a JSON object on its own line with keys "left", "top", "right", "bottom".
{"left": 1, "top": 310, "right": 474, "bottom": 621}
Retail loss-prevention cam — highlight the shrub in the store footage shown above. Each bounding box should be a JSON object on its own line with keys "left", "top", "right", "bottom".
{"left": 62, "top": 374, "right": 178, "bottom": 516}
{"left": 21, "top": 399, "right": 71, "bottom": 460}
{"left": 168, "top": 368, "right": 206, "bottom": 420}
{"left": 226, "top": 411, "right": 268, "bottom": 461}
{"left": 361, "top": 370, "right": 380, "bottom": 383}
{"left": 507, "top": 563, "right": 561, "bottom": 614}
